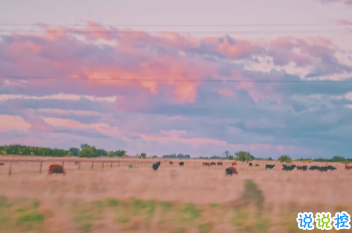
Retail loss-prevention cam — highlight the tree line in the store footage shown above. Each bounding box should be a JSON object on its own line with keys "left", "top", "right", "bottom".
{"left": 0, "top": 145, "right": 350, "bottom": 162}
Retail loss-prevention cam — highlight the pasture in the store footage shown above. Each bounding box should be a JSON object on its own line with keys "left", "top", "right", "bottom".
{"left": 0, "top": 156, "right": 351, "bottom": 233}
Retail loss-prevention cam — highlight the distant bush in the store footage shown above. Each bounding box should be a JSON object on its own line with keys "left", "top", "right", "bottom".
{"left": 278, "top": 155, "right": 292, "bottom": 163}
{"left": 127, "top": 164, "right": 133, "bottom": 168}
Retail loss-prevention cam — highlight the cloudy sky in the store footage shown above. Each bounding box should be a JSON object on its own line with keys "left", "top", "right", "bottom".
{"left": 0, "top": 0, "right": 352, "bottom": 158}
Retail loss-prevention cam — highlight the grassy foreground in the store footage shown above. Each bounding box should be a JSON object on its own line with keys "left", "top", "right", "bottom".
{"left": 0, "top": 180, "right": 350, "bottom": 233}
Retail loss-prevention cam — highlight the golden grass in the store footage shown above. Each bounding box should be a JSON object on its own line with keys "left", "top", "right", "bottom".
{"left": 0, "top": 157, "right": 351, "bottom": 232}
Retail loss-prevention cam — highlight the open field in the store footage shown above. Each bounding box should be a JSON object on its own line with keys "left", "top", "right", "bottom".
{"left": 0, "top": 156, "right": 351, "bottom": 233}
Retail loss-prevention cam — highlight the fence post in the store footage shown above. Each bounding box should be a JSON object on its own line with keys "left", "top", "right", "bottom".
{"left": 102, "top": 162, "right": 104, "bottom": 169}
{"left": 39, "top": 161, "right": 42, "bottom": 174}
{"left": 78, "top": 162, "right": 81, "bottom": 170}
{"left": 9, "top": 161, "right": 12, "bottom": 176}
{"left": 62, "top": 161, "right": 64, "bottom": 168}
{"left": 110, "top": 162, "right": 112, "bottom": 168}
{"left": 92, "top": 162, "right": 94, "bottom": 170}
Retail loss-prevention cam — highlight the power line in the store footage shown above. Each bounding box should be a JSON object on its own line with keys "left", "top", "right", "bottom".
{"left": 3, "top": 76, "right": 352, "bottom": 83}
{"left": 0, "top": 29, "right": 346, "bottom": 35}
{"left": 0, "top": 23, "right": 349, "bottom": 27}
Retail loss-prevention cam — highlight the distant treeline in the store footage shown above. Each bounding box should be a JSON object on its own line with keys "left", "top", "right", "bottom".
{"left": 0, "top": 145, "right": 350, "bottom": 162}
{"left": 162, "top": 154, "right": 191, "bottom": 159}
{"left": 0, "top": 144, "right": 68, "bottom": 157}
{"left": 296, "top": 156, "right": 352, "bottom": 163}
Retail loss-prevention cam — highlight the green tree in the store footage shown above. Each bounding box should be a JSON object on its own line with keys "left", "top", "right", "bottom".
{"left": 68, "top": 151, "right": 73, "bottom": 156}
{"left": 228, "top": 155, "right": 234, "bottom": 160}
{"left": 278, "top": 155, "right": 292, "bottom": 163}
{"left": 107, "top": 151, "right": 115, "bottom": 157}
{"left": 332, "top": 156, "right": 345, "bottom": 162}
{"left": 69, "top": 147, "right": 79, "bottom": 156}
{"left": 115, "top": 150, "right": 126, "bottom": 157}
{"left": 235, "top": 151, "right": 254, "bottom": 162}
{"left": 140, "top": 153, "right": 147, "bottom": 159}
{"left": 78, "top": 144, "right": 98, "bottom": 158}
{"left": 267, "top": 157, "right": 273, "bottom": 161}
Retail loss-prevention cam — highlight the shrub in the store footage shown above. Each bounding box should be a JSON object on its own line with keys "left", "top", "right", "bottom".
{"left": 106, "top": 198, "right": 119, "bottom": 207}
{"left": 241, "top": 180, "right": 264, "bottom": 209}
{"left": 17, "top": 211, "right": 44, "bottom": 223}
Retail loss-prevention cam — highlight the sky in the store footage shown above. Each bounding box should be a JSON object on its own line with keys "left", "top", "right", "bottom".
{"left": 0, "top": 0, "right": 352, "bottom": 158}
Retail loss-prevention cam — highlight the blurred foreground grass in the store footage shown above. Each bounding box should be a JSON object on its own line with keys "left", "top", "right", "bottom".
{"left": 0, "top": 180, "right": 350, "bottom": 233}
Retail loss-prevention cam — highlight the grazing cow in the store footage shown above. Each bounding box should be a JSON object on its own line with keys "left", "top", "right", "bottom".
{"left": 48, "top": 164, "right": 65, "bottom": 175}
{"left": 249, "top": 163, "right": 253, "bottom": 167}
{"left": 282, "top": 164, "right": 296, "bottom": 171}
{"left": 210, "top": 162, "right": 216, "bottom": 166}
{"left": 74, "top": 161, "right": 79, "bottom": 164}
{"left": 152, "top": 161, "right": 161, "bottom": 171}
{"left": 297, "top": 166, "right": 307, "bottom": 171}
{"left": 225, "top": 166, "right": 238, "bottom": 175}
{"left": 255, "top": 164, "right": 259, "bottom": 167}
{"left": 345, "top": 165, "right": 351, "bottom": 170}
{"left": 232, "top": 162, "right": 237, "bottom": 166}
{"left": 0, "top": 163, "right": 4, "bottom": 166}
{"left": 203, "top": 162, "right": 210, "bottom": 166}
{"left": 169, "top": 161, "right": 173, "bottom": 165}
{"left": 179, "top": 162, "right": 184, "bottom": 167}
{"left": 326, "top": 165, "right": 336, "bottom": 171}
{"left": 217, "top": 162, "right": 223, "bottom": 166}
{"left": 309, "top": 166, "right": 321, "bottom": 171}
{"left": 265, "top": 164, "right": 275, "bottom": 170}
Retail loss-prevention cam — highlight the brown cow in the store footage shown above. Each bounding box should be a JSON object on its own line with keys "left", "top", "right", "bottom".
{"left": 203, "top": 162, "right": 210, "bottom": 166}
{"left": 217, "top": 162, "right": 223, "bottom": 166}
{"left": 169, "top": 161, "right": 173, "bottom": 165}
{"left": 226, "top": 166, "right": 238, "bottom": 175}
{"left": 232, "top": 162, "right": 237, "bottom": 166}
{"left": 345, "top": 165, "right": 351, "bottom": 170}
{"left": 48, "top": 164, "right": 66, "bottom": 175}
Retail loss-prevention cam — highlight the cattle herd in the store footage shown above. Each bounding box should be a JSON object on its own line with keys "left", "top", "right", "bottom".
{"left": 152, "top": 161, "right": 351, "bottom": 176}
{"left": 0, "top": 161, "right": 351, "bottom": 176}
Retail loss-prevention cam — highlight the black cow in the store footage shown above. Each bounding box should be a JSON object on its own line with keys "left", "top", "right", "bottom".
{"left": 210, "top": 162, "right": 216, "bottom": 166}
{"left": 326, "top": 165, "right": 336, "bottom": 171}
{"left": 51, "top": 167, "right": 65, "bottom": 175}
{"left": 282, "top": 164, "right": 296, "bottom": 171}
{"left": 265, "top": 164, "right": 275, "bottom": 170}
{"left": 226, "top": 167, "right": 238, "bottom": 175}
{"left": 0, "top": 163, "right": 4, "bottom": 166}
{"left": 226, "top": 168, "right": 233, "bottom": 175}
{"left": 179, "top": 162, "right": 184, "bottom": 167}
{"left": 309, "top": 166, "right": 321, "bottom": 171}
{"left": 152, "top": 161, "right": 161, "bottom": 171}
{"left": 249, "top": 163, "right": 253, "bottom": 167}
{"left": 255, "top": 164, "right": 259, "bottom": 167}
{"left": 297, "top": 166, "right": 307, "bottom": 171}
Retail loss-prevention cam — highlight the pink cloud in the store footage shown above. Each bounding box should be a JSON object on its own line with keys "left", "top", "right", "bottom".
{"left": 42, "top": 117, "right": 119, "bottom": 135}
{"left": 0, "top": 115, "right": 31, "bottom": 132}
{"left": 1, "top": 23, "right": 348, "bottom": 108}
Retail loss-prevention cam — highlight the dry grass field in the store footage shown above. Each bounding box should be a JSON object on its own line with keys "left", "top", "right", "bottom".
{"left": 0, "top": 156, "right": 351, "bottom": 233}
